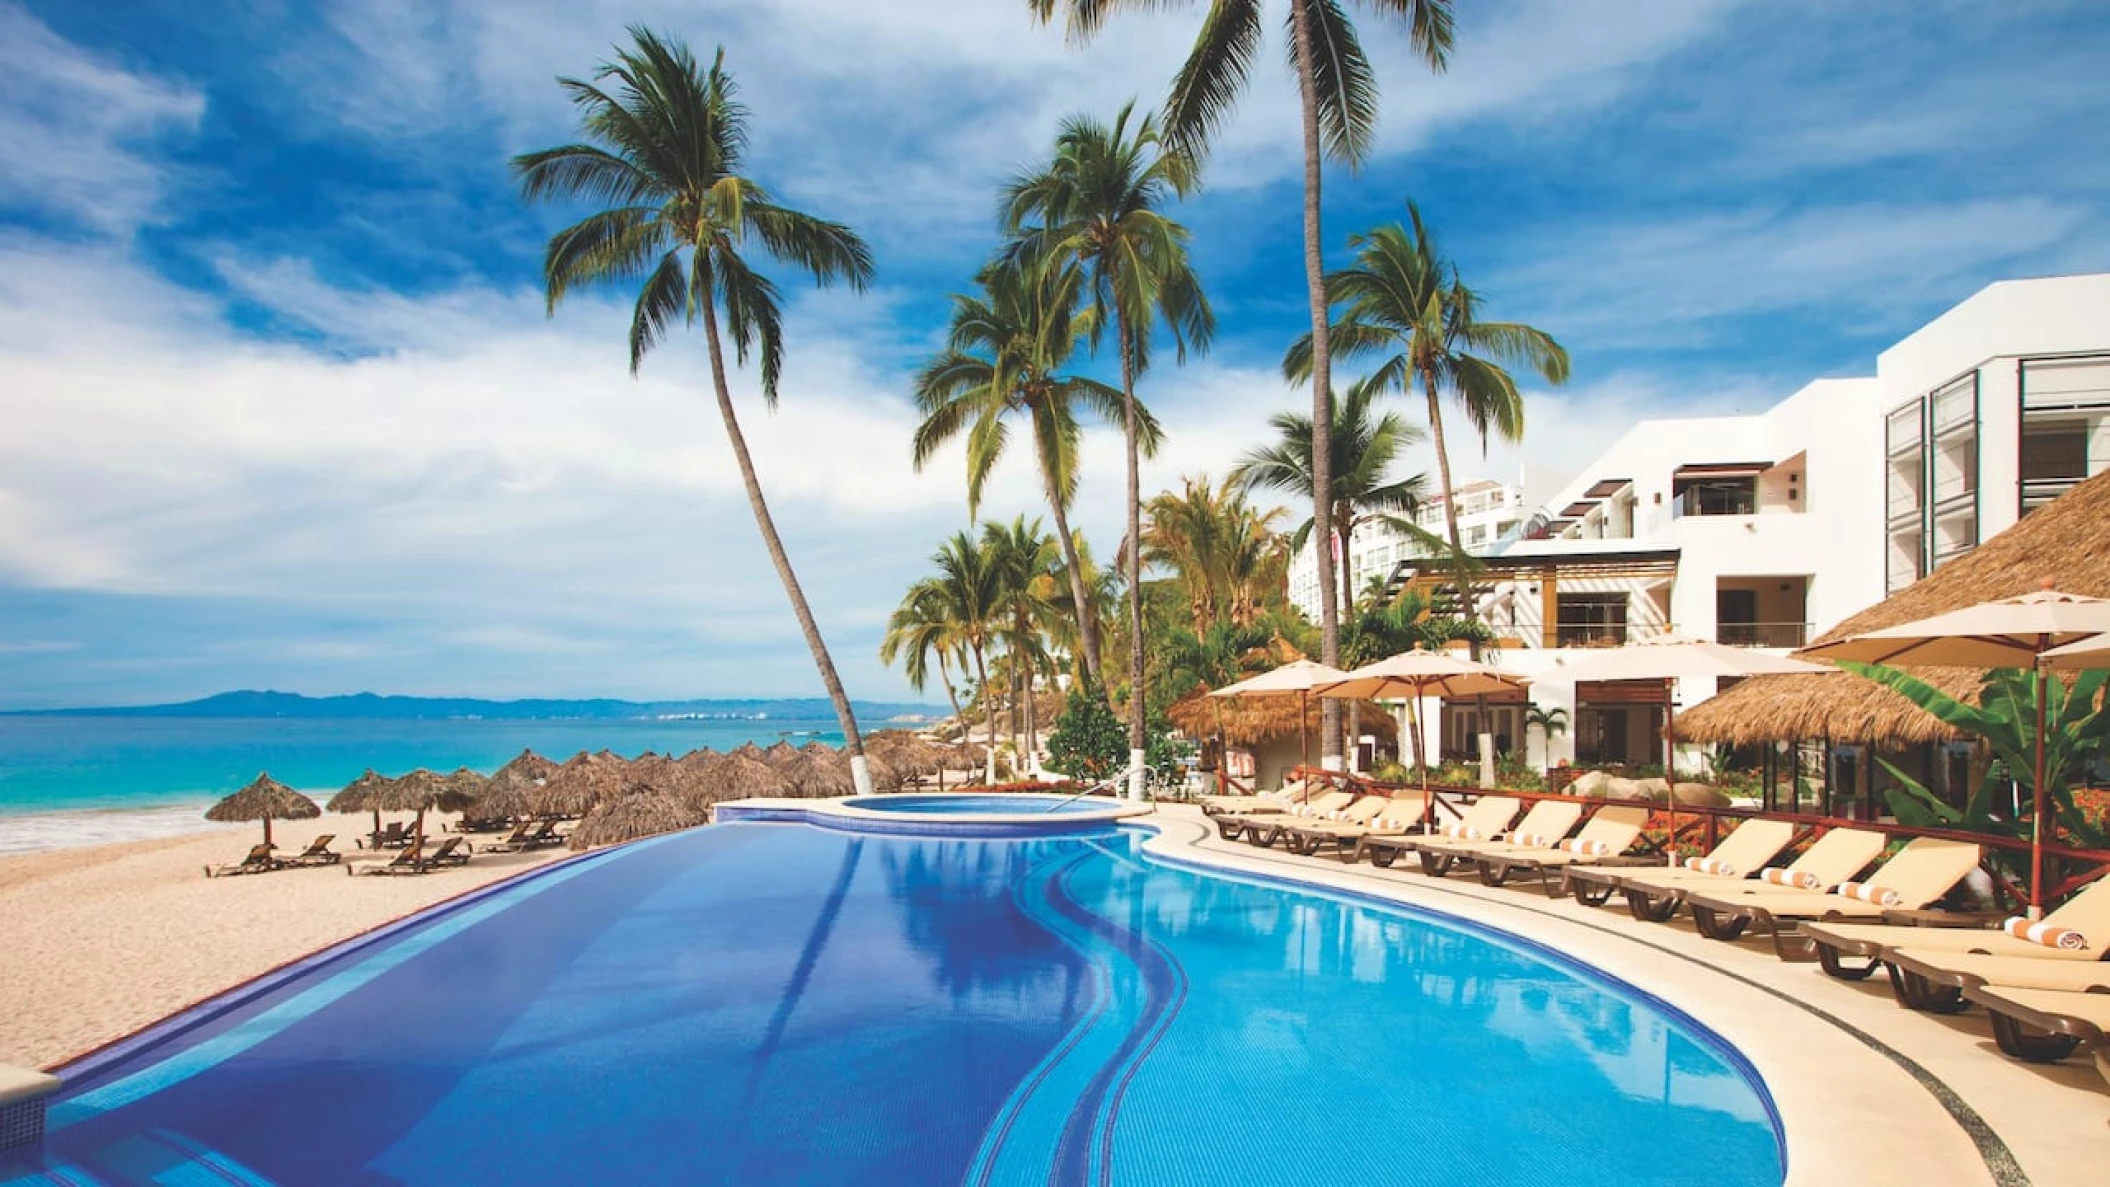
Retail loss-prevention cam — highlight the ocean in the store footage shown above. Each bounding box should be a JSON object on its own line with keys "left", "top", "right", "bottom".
{"left": 0, "top": 715, "right": 853, "bottom": 855}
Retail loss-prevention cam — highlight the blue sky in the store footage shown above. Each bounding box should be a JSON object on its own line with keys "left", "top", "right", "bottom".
{"left": 2, "top": 0, "right": 2107, "bottom": 709}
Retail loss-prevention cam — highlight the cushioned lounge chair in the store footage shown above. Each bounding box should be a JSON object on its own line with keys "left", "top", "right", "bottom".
{"left": 282, "top": 834, "right": 340, "bottom": 867}
{"left": 1215, "top": 790, "right": 1354, "bottom": 842}
{"left": 1198, "top": 780, "right": 1309, "bottom": 814}
{"left": 1273, "top": 793, "right": 1431, "bottom": 857}
{"left": 1472, "top": 806, "right": 1651, "bottom": 894}
{"left": 1358, "top": 796, "right": 1522, "bottom": 869}
{"left": 204, "top": 843, "right": 278, "bottom": 878}
{"left": 1244, "top": 794, "right": 1386, "bottom": 849}
{"left": 1960, "top": 984, "right": 2110, "bottom": 1064}
{"left": 1881, "top": 946, "right": 2110, "bottom": 1014}
{"left": 1563, "top": 818, "right": 1798, "bottom": 914}
{"left": 1802, "top": 876, "right": 2110, "bottom": 981}
{"left": 1405, "top": 799, "right": 1585, "bottom": 878}
{"left": 1683, "top": 837, "right": 1982, "bottom": 958}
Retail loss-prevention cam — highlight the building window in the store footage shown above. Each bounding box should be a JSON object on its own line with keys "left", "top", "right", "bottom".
{"left": 1927, "top": 374, "right": 1978, "bottom": 570}
{"left": 2020, "top": 355, "right": 2110, "bottom": 514}
{"left": 1883, "top": 396, "right": 1929, "bottom": 593}
{"left": 1556, "top": 592, "right": 1628, "bottom": 646}
{"left": 1673, "top": 477, "right": 1757, "bottom": 517}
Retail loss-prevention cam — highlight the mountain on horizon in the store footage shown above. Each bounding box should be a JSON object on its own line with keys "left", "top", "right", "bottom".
{"left": 4, "top": 690, "right": 943, "bottom": 722}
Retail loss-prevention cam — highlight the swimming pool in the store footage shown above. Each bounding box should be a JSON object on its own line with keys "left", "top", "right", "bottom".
{"left": 846, "top": 793, "right": 1113, "bottom": 815}
{"left": 3, "top": 821, "right": 1784, "bottom": 1185}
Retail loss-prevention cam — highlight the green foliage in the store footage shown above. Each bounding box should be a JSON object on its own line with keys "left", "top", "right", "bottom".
{"left": 1496, "top": 750, "right": 1546, "bottom": 791}
{"left": 1045, "top": 681, "right": 1126, "bottom": 781}
{"left": 1848, "top": 662, "right": 2110, "bottom": 848}
{"left": 1525, "top": 704, "right": 1569, "bottom": 739}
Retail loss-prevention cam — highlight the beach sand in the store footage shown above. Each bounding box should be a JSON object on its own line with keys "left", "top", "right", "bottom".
{"left": 0, "top": 814, "right": 570, "bottom": 1070}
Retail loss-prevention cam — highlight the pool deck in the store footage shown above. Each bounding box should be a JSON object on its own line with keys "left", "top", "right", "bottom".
{"left": 1141, "top": 804, "right": 2106, "bottom": 1187}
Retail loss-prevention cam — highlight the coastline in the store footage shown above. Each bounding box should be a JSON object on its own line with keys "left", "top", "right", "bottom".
{"left": 0, "top": 814, "right": 569, "bottom": 1069}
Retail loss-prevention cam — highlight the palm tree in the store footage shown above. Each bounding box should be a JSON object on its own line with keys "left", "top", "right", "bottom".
{"left": 515, "top": 31, "right": 879, "bottom": 792}
{"left": 918, "top": 531, "right": 1006, "bottom": 782}
{"left": 1031, "top": 0, "right": 1456, "bottom": 775}
{"left": 1003, "top": 100, "right": 1214, "bottom": 800}
{"left": 1286, "top": 204, "right": 1569, "bottom": 566}
{"left": 912, "top": 257, "right": 1159, "bottom": 687}
{"left": 1231, "top": 377, "right": 1436, "bottom": 635}
{"left": 879, "top": 581, "right": 970, "bottom": 731}
{"left": 982, "top": 516, "right": 1064, "bottom": 775}
{"left": 1140, "top": 474, "right": 1288, "bottom": 636}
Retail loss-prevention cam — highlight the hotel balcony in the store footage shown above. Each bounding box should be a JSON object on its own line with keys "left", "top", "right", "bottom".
{"left": 1714, "top": 621, "right": 1810, "bottom": 648}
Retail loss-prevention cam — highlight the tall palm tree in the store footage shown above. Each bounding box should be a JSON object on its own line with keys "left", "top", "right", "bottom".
{"left": 1230, "top": 377, "right": 1436, "bottom": 634}
{"left": 912, "top": 258, "right": 1159, "bottom": 687}
{"left": 879, "top": 581, "right": 970, "bottom": 731}
{"left": 982, "top": 516, "right": 1064, "bottom": 775}
{"left": 1140, "top": 474, "right": 1288, "bottom": 636}
{"left": 1003, "top": 100, "right": 1215, "bottom": 799}
{"left": 515, "top": 31, "right": 879, "bottom": 791}
{"left": 1031, "top": 1, "right": 1455, "bottom": 774}
{"left": 918, "top": 530, "right": 1006, "bottom": 782}
{"left": 1286, "top": 204, "right": 1569, "bottom": 564}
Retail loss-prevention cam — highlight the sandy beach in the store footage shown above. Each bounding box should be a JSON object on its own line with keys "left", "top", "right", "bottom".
{"left": 0, "top": 814, "right": 570, "bottom": 1070}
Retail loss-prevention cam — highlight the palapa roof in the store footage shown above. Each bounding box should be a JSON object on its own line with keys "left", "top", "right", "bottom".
{"left": 372, "top": 768, "right": 475, "bottom": 814}
{"left": 1679, "top": 469, "right": 2110, "bottom": 746}
{"left": 700, "top": 754, "right": 794, "bottom": 802}
{"left": 327, "top": 769, "right": 392, "bottom": 814}
{"left": 566, "top": 787, "right": 707, "bottom": 850}
{"left": 1165, "top": 687, "right": 1397, "bottom": 747}
{"left": 206, "top": 773, "right": 321, "bottom": 823}
{"left": 530, "top": 751, "right": 633, "bottom": 817}
{"left": 473, "top": 750, "right": 555, "bottom": 820}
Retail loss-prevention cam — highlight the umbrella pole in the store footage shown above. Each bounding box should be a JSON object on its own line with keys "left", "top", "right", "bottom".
{"left": 1300, "top": 691, "right": 1310, "bottom": 772}
{"left": 263, "top": 816, "right": 273, "bottom": 849}
{"left": 1663, "top": 677, "right": 1677, "bottom": 868}
{"left": 2030, "top": 659, "right": 2049, "bottom": 919}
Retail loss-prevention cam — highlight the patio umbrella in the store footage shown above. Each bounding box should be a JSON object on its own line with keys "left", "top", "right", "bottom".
{"left": 372, "top": 768, "right": 475, "bottom": 847}
{"left": 327, "top": 768, "right": 393, "bottom": 836}
{"left": 1558, "top": 636, "right": 1829, "bottom": 866}
{"left": 1316, "top": 652, "right": 1528, "bottom": 790}
{"left": 1801, "top": 585, "right": 2110, "bottom": 914}
{"left": 205, "top": 773, "right": 320, "bottom": 848}
{"left": 1208, "top": 659, "right": 1350, "bottom": 769}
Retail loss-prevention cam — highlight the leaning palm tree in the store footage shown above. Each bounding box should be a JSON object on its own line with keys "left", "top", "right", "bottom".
{"left": 1230, "top": 377, "right": 1437, "bottom": 632}
{"left": 1003, "top": 101, "right": 1214, "bottom": 799}
{"left": 515, "top": 33, "right": 880, "bottom": 794}
{"left": 1286, "top": 204, "right": 1569, "bottom": 566}
{"left": 880, "top": 580, "right": 971, "bottom": 733}
{"left": 981, "top": 516, "right": 1063, "bottom": 775}
{"left": 1031, "top": 1, "right": 1454, "bottom": 776}
{"left": 912, "top": 257, "right": 1159, "bottom": 687}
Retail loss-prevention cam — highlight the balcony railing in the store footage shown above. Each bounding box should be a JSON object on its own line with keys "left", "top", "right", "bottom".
{"left": 1716, "top": 621, "right": 1810, "bottom": 648}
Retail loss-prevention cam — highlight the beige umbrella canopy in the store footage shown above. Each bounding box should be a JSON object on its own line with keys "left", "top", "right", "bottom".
{"left": 1318, "top": 652, "right": 1529, "bottom": 789}
{"left": 530, "top": 751, "right": 633, "bottom": 819}
{"left": 1800, "top": 585, "right": 2110, "bottom": 915}
{"left": 566, "top": 786, "right": 707, "bottom": 850}
{"left": 206, "top": 773, "right": 320, "bottom": 847}
{"left": 1209, "top": 659, "right": 1352, "bottom": 768}
{"left": 2042, "top": 631, "right": 2110, "bottom": 670}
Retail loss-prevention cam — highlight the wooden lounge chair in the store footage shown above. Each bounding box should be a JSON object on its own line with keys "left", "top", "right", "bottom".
{"left": 205, "top": 843, "right": 278, "bottom": 878}
{"left": 1273, "top": 792, "right": 1433, "bottom": 860}
{"left": 1216, "top": 790, "right": 1354, "bottom": 841}
{"left": 1358, "top": 796, "right": 1522, "bottom": 869}
{"left": 1563, "top": 818, "right": 1798, "bottom": 913}
{"left": 1802, "top": 876, "right": 2110, "bottom": 981}
{"left": 1472, "top": 806, "right": 1651, "bottom": 894}
{"left": 424, "top": 836, "right": 470, "bottom": 867}
{"left": 1884, "top": 947, "right": 2110, "bottom": 1014}
{"left": 1406, "top": 799, "right": 1585, "bottom": 878}
{"left": 360, "top": 822, "right": 410, "bottom": 850}
{"left": 1960, "top": 984, "right": 2110, "bottom": 1064}
{"left": 356, "top": 837, "right": 463, "bottom": 876}
{"left": 1683, "top": 836, "right": 1982, "bottom": 958}
{"left": 1244, "top": 794, "right": 1386, "bottom": 849}
{"left": 519, "top": 820, "right": 567, "bottom": 850}
{"left": 282, "top": 834, "right": 340, "bottom": 867}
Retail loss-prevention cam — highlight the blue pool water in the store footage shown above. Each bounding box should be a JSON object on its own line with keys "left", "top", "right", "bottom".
{"left": 853, "top": 794, "right": 1112, "bottom": 815}
{"left": 2, "top": 822, "right": 1784, "bottom": 1186}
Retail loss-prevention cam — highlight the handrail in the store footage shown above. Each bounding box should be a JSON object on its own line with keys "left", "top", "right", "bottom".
{"left": 1043, "top": 764, "right": 1145, "bottom": 813}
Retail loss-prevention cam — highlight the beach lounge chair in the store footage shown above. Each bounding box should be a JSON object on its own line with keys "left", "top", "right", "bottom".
{"left": 484, "top": 819, "right": 538, "bottom": 850}
{"left": 1883, "top": 947, "right": 2110, "bottom": 1014}
{"left": 520, "top": 819, "right": 568, "bottom": 850}
{"left": 1215, "top": 790, "right": 1354, "bottom": 841}
{"left": 204, "top": 843, "right": 278, "bottom": 878}
{"left": 1563, "top": 818, "right": 1798, "bottom": 914}
{"left": 1274, "top": 792, "right": 1433, "bottom": 861}
{"left": 356, "top": 838, "right": 462, "bottom": 875}
{"left": 1243, "top": 793, "right": 1384, "bottom": 849}
{"left": 1471, "top": 805, "right": 1651, "bottom": 894}
{"left": 360, "top": 822, "right": 410, "bottom": 850}
{"left": 1404, "top": 799, "right": 1585, "bottom": 878}
{"left": 1802, "top": 876, "right": 2110, "bottom": 981}
{"left": 425, "top": 836, "right": 470, "bottom": 867}
{"left": 354, "top": 840, "right": 424, "bottom": 875}
{"left": 282, "top": 834, "right": 340, "bottom": 867}
{"left": 1198, "top": 779, "right": 1310, "bottom": 814}
{"left": 1961, "top": 985, "right": 2110, "bottom": 1064}
{"left": 1359, "top": 796, "right": 1523, "bottom": 869}
{"left": 1683, "top": 836, "right": 1982, "bottom": 958}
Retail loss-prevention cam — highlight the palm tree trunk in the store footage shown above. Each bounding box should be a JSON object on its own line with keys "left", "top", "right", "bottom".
{"left": 938, "top": 652, "right": 965, "bottom": 736}
{"left": 1119, "top": 309, "right": 1148, "bottom": 800}
{"left": 1290, "top": 1, "right": 1341, "bottom": 770}
{"left": 1424, "top": 364, "right": 1492, "bottom": 787}
{"left": 1043, "top": 475, "right": 1104, "bottom": 686}
{"left": 1022, "top": 664, "right": 1038, "bottom": 778}
{"left": 972, "top": 643, "right": 997, "bottom": 784}
{"left": 698, "top": 300, "right": 871, "bottom": 794}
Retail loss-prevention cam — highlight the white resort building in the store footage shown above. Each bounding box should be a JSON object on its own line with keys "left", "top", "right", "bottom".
{"left": 1320, "top": 272, "right": 2110, "bottom": 775}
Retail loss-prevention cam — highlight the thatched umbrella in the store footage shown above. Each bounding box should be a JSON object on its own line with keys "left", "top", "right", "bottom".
{"left": 707, "top": 754, "right": 794, "bottom": 802}
{"left": 566, "top": 785, "right": 707, "bottom": 850}
{"left": 372, "top": 768, "right": 475, "bottom": 846}
{"left": 474, "top": 749, "right": 555, "bottom": 822}
{"left": 530, "top": 751, "right": 633, "bottom": 819}
{"left": 206, "top": 773, "right": 320, "bottom": 848}
{"left": 328, "top": 768, "right": 393, "bottom": 836}
{"left": 444, "top": 765, "right": 489, "bottom": 798}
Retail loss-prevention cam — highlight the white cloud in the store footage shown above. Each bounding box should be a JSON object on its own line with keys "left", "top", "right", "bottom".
{"left": 0, "top": 4, "right": 204, "bottom": 235}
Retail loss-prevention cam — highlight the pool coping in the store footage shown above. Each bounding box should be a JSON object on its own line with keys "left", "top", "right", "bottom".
{"left": 1132, "top": 806, "right": 2109, "bottom": 1187}
{"left": 715, "top": 792, "right": 1151, "bottom": 835}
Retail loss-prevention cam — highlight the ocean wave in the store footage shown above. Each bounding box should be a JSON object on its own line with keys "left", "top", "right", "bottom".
{"left": 0, "top": 801, "right": 224, "bottom": 857}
